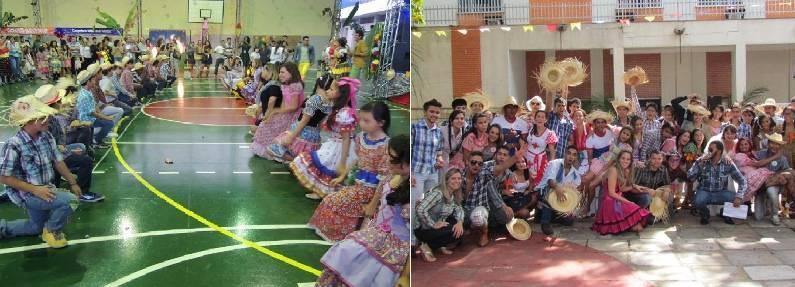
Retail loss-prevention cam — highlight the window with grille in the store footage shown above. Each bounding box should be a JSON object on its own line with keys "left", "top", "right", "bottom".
{"left": 697, "top": 0, "right": 743, "bottom": 6}
{"left": 618, "top": 0, "right": 663, "bottom": 9}
{"left": 458, "top": 0, "right": 503, "bottom": 13}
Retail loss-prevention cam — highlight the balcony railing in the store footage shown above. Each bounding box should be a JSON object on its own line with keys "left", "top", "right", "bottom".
{"left": 421, "top": 0, "right": 795, "bottom": 27}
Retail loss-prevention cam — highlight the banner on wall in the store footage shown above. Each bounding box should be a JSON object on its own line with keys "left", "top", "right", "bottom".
{"left": 0, "top": 27, "right": 54, "bottom": 35}
{"left": 54, "top": 28, "right": 123, "bottom": 36}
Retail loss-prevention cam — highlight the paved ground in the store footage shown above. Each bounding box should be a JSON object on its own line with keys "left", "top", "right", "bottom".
{"left": 413, "top": 212, "right": 795, "bottom": 287}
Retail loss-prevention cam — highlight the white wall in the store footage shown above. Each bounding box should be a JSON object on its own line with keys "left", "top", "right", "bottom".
{"left": 411, "top": 32, "right": 453, "bottom": 112}
{"left": 747, "top": 48, "right": 795, "bottom": 102}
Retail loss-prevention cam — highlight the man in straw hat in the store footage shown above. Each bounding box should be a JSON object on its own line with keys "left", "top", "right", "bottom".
{"left": 76, "top": 63, "right": 116, "bottom": 149}
{"left": 688, "top": 141, "right": 747, "bottom": 225}
{"left": 158, "top": 54, "right": 176, "bottom": 88}
{"left": 99, "top": 63, "right": 132, "bottom": 119}
{"left": 752, "top": 133, "right": 789, "bottom": 225}
{"left": 132, "top": 62, "right": 154, "bottom": 98}
{"left": 35, "top": 82, "right": 105, "bottom": 203}
{"left": 112, "top": 56, "right": 141, "bottom": 109}
{"left": 671, "top": 93, "right": 704, "bottom": 128}
{"left": 0, "top": 95, "right": 83, "bottom": 248}
{"left": 632, "top": 151, "right": 671, "bottom": 224}
{"left": 534, "top": 145, "right": 585, "bottom": 236}
{"left": 493, "top": 102, "right": 529, "bottom": 153}
{"left": 462, "top": 143, "right": 528, "bottom": 247}
{"left": 757, "top": 98, "right": 784, "bottom": 126}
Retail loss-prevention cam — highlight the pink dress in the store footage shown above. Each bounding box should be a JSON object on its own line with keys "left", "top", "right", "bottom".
{"left": 592, "top": 183, "right": 650, "bottom": 235}
{"left": 462, "top": 132, "right": 488, "bottom": 153}
{"left": 251, "top": 82, "right": 304, "bottom": 159}
{"left": 734, "top": 152, "right": 774, "bottom": 202}
{"left": 525, "top": 128, "right": 557, "bottom": 185}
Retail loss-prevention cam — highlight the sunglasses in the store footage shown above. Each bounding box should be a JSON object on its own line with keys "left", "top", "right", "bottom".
{"left": 531, "top": 102, "right": 540, "bottom": 106}
{"left": 470, "top": 160, "right": 483, "bottom": 166}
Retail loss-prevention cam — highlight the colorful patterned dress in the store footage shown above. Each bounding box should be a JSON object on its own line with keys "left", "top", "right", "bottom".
{"left": 267, "top": 94, "right": 332, "bottom": 163}
{"left": 290, "top": 107, "right": 358, "bottom": 197}
{"left": 251, "top": 82, "right": 304, "bottom": 159}
{"left": 240, "top": 66, "right": 262, "bottom": 104}
{"left": 307, "top": 133, "right": 391, "bottom": 242}
{"left": 316, "top": 179, "right": 409, "bottom": 287}
{"left": 525, "top": 128, "right": 558, "bottom": 185}
{"left": 592, "top": 182, "right": 650, "bottom": 235}
{"left": 735, "top": 152, "right": 775, "bottom": 202}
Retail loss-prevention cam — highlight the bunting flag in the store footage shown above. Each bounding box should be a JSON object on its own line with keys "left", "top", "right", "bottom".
{"left": 500, "top": 26, "right": 511, "bottom": 31}
{"left": 435, "top": 30, "right": 447, "bottom": 37}
{"left": 412, "top": 31, "right": 422, "bottom": 38}
{"left": 671, "top": 12, "right": 683, "bottom": 18}
{"left": 644, "top": 16, "right": 656, "bottom": 22}
{"left": 546, "top": 24, "right": 557, "bottom": 32}
{"left": 522, "top": 25, "right": 534, "bottom": 32}
{"left": 479, "top": 27, "right": 490, "bottom": 32}
{"left": 619, "top": 19, "right": 631, "bottom": 26}
{"left": 457, "top": 29, "right": 468, "bottom": 35}
{"left": 569, "top": 22, "right": 582, "bottom": 31}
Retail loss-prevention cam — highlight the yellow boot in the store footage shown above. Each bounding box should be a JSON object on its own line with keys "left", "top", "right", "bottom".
{"left": 42, "top": 227, "right": 68, "bottom": 249}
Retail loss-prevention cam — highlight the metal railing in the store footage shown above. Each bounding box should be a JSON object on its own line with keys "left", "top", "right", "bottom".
{"left": 421, "top": 0, "right": 794, "bottom": 27}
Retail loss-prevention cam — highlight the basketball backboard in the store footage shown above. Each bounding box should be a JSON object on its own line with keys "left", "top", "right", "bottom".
{"left": 188, "top": 0, "right": 223, "bottom": 23}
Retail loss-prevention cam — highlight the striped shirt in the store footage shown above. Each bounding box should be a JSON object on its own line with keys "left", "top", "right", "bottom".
{"left": 547, "top": 111, "right": 574, "bottom": 159}
{"left": 0, "top": 130, "right": 63, "bottom": 204}
{"left": 111, "top": 74, "right": 133, "bottom": 97}
{"left": 411, "top": 119, "right": 442, "bottom": 175}
{"left": 634, "top": 165, "right": 670, "bottom": 189}
{"left": 159, "top": 63, "right": 171, "bottom": 80}
{"left": 737, "top": 122, "right": 752, "bottom": 140}
{"left": 120, "top": 69, "right": 136, "bottom": 96}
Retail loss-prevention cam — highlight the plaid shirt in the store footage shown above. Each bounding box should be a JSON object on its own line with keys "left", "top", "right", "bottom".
{"left": 415, "top": 186, "right": 464, "bottom": 230}
{"left": 634, "top": 165, "right": 669, "bottom": 189}
{"left": 159, "top": 63, "right": 171, "bottom": 80}
{"left": 0, "top": 130, "right": 64, "bottom": 204}
{"left": 687, "top": 158, "right": 747, "bottom": 198}
{"left": 548, "top": 111, "right": 574, "bottom": 159}
{"left": 737, "top": 122, "right": 752, "bottom": 140}
{"left": 630, "top": 88, "right": 662, "bottom": 162}
{"left": 111, "top": 74, "right": 133, "bottom": 98}
{"left": 462, "top": 160, "right": 509, "bottom": 212}
{"left": 411, "top": 119, "right": 442, "bottom": 175}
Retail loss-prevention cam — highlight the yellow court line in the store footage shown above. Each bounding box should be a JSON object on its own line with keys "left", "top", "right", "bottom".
{"left": 109, "top": 119, "right": 322, "bottom": 276}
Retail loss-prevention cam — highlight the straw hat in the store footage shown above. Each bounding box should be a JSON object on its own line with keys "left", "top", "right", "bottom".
{"left": 547, "top": 184, "right": 581, "bottom": 214}
{"left": 117, "top": 56, "right": 131, "bottom": 67}
{"left": 767, "top": 133, "right": 786, "bottom": 145}
{"left": 687, "top": 104, "right": 712, "bottom": 116}
{"left": 505, "top": 218, "right": 531, "bottom": 241}
{"left": 244, "top": 104, "right": 260, "bottom": 118}
{"left": 559, "top": 57, "right": 588, "bottom": 87}
{"left": 8, "top": 95, "right": 59, "bottom": 126}
{"left": 623, "top": 66, "right": 649, "bottom": 86}
{"left": 535, "top": 60, "right": 566, "bottom": 93}
{"left": 385, "top": 69, "right": 396, "bottom": 81}
{"left": 649, "top": 196, "right": 669, "bottom": 224}
{"left": 99, "top": 62, "right": 113, "bottom": 71}
{"left": 34, "top": 84, "right": 67, "bottom": 105}
{"left": 586, "top": 110, "right": 614, "bottom": 124}
{"left": 525, "top": 95, "right": 546, "bottom": 111}
{"left": 463, "top": 89, "right": 491, "bottom": 111}
{"left": 611, "top": 99, "right": 634, "bottom": 113}
{"left": 76, "top": 63, "right": 100, "bottom": 85}
{"left": 133, "top": 62, "right": 145, "bottom": 71}
{"left": 756, "top": 98, "right": 784, "bottom": 114}
{"left": 157, "top": 54, "right": 169, "bottom": 61}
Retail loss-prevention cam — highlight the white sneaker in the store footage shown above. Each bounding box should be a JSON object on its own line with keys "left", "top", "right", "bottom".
{"left": 106, "top": 132, "right": 119, "bottom": 138}
{"left": 772, "top": 215, "right": 781, "bottom": 226}
{"left": 305, "top": 193, "right": 321, "bottom": 200}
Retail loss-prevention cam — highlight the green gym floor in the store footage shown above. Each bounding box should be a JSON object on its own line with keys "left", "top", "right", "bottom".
{"left": 0, "top": 72, "right": 409, "bottom": 286}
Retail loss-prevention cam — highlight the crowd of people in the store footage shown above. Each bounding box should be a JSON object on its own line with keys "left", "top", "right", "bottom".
{"left": 411, "top": 86, "right": 795, "bottom": 262}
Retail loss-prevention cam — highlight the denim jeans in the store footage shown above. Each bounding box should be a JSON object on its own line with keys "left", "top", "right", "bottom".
{"left": 9, "top": 56, "right": 19, "bottom": 79}
{"left": 694, "top": 189, "right": 736, "bottom": 218}
{"left": 754, "top": 186, "right": 781, "bottom": 221}
{"left": 0, "top": 190, "right": 77, "bottom": 238}
{"left": 101, "top": 105, "right": 124, "bottom": 124}
{"left": 92, "top": 118, "right": 114, "bottom": 144}
{"left": 410, "top": 171, "right": 439, "bottom": 204}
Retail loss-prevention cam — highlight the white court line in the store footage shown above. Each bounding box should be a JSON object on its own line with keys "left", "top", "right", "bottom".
{"left": 92, "top": 170, "right": 106, "bottom": 174}
{"left": 232, "top": 171, "right": 253, "bottom": 174}
{"left": 115, "top": 142, "right": 249, "bottom": 145}
{"left": 93, "top": 99, "right": 149, "bottom": 172}
{"left": 195, "top": 171, "right": 216, "bottom": 174}
{"left": 270, "top": 171, "right": 290, "bottom": 175}
{"left": 239, "top": 145, "right": 249, "bottom": 149}
{"left": 0, "top": 224, "right": 311, "bottom": 255}
{"left": 157, "top": 171, "right": 180, "bottom": 175}
{"left": 105, "top": 240, "right": 332, "bottom": 287}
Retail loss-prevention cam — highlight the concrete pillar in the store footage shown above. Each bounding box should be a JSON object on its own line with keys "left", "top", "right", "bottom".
{"left": 613, "top": 46, "right": 626, "bottom": 101}
{"left": 590, "top": 48, "right": 605, "bottom": 100}
{"left": 661, "top": 53, "right": 677, "bottom": 104}
{"left": 734, "top": 43, "right": 747, "bottom": 103}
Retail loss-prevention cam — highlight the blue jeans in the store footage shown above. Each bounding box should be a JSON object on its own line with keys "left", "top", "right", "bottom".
{"left": 92, "top": 118, "right": 114, "bottom": 144}
{"left": 694, "top": 189, "right": 736, "bottom": 218}
{"left": 9, "top": 56, "right": 19, "bottom": 79}
{"left": 0, "top": 191, "right": 77, "bottom": 238}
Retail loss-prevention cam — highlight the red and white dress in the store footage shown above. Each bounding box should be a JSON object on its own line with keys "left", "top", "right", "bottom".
{"left": 525, "top": 128, "right": 557, "bottom": 185}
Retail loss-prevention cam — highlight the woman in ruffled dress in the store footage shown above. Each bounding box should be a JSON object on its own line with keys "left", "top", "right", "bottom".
{"left": 266, "top": 73, "right": 337, "bottom": 163}
{"left": 250, "top": 63, "right": 304, "bottom": 158}
{"left": 316, "top": 134, "right": 410, "bottom": 287}
{"left": 307, "top": 101, "right": 391, "bottom": 241}
{"left": 290, "top": 77, "right": 362, "bottom": 198}
{"left": 592, "top": 150, "right": 651, "bottom": 235}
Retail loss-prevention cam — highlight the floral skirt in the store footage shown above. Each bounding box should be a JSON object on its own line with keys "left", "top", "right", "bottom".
{"left": 317, "top": 226, "right": 408, "bottom": 287}
{"left": 267, "top": 124, "right": 322, "bottom": 163}
{"left": 290, "top": 137, "right": 358, "bottom": 197}
{"left": 308, "top": 183, "right": 377, "bottom": 242}
{"left": 251, "top": 111, "right": 300, "bottom": 159}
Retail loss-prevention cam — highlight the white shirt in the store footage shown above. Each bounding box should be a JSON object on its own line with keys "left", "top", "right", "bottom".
{"left": 80, "top": 46, "right": 92, "bottom": 58}
{"left": 586, "top": 129, "right": 615, "bottom": 151}
{"left": 269, "top": 47, "right": 284, "bottom": 64}
{"left": 99, "top": 76, "right": 117, "bottom": 97}
{"left": 492, "top": 116, "right": 529, "bottom": 134}
{"left": 534, "top": 158, "right": 587, "bottom": 192}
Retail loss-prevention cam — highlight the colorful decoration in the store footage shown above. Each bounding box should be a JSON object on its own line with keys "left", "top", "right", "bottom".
{"left": 546, "top": 24, "right": 557, "bottom": 32}
{"left": 522, "top": 25, "right": 534, "bottom": 32}
{"left": 95, "top": 7, "right": 121, "bottom": 29}
{"left": 644, "top": 16, "right": 656, "bottom": 22}
{"left": 0, "top": 12, "right": 28, "bottom": 28}
{"left": 569, "top": 22, "right": 581, "bottom": 31}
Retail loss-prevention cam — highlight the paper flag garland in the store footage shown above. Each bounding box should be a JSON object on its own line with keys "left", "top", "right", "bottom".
{"left": 570, "top": 22, "right": 582, "bottom": 31}
{"left": 412, "top": 31, "right": 422, "bottom": 38}
{"left": 546, "top": 24, "right": 557, "bottom": 32}
{"left": 644, "top": 16, "right": 656, "bottom": 22}
{"left": 480, "top": 27, "right": 490, "bottom": 32}
{"left": 458, "top": 29, "right": 468, "bottom": 35}
{"left": 435, "top": 30, "right": 447, "bottom": 37}
{"left": 500, "top": 26, "right": 511, "bottom": 31}
{"left": 523, "top": 25, "right": 534, "bottom": 32}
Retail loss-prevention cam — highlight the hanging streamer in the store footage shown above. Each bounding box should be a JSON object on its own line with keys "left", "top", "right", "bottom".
{"left": 569, "top": 22, "right": 581, "bottom": 31}
{"left": 522, "top": 25, "right": 534, "bottom": 32}
{"left": 546, "top": 24, "right": 557, "bottom": 32}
